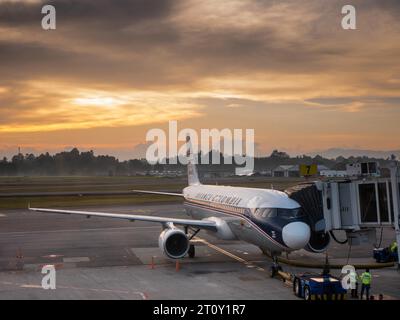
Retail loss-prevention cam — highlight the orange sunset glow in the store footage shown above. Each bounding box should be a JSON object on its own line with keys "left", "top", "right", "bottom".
{"left": 0, "top": 0, "right": 399, "bottom": 159}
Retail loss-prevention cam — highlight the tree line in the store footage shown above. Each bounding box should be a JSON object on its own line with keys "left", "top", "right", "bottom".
{"left": 0, "top": 148, "right": 393, "bottom": 176}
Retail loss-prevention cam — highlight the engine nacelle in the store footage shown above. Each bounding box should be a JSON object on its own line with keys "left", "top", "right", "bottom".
{"left": 203, "top": 217, "right": 237, "bottom": 240}
{"left": 158, "top": 227, "right": 190, "bottom": 259}
{"left": 304, "top": 231, "right": 331, "bottom": 253}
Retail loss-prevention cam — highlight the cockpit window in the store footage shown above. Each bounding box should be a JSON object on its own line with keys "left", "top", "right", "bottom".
{"left": 253, "top": 208, "right": 302, "bottom": 219}
{"left": 276, "top": 208, "right": 302, "bottom": 218}
{"left": 254, "top": 208, "right": 276, "bottom": 218}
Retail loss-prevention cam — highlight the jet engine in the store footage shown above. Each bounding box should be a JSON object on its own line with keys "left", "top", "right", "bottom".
{"left": 158, "top": 227, "right": 190, "bottom": 259}
{"left": 304, "top": 231, "right": 331, "bottom": 253}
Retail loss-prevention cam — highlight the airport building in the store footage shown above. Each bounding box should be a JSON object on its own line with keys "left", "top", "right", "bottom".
{"left": 272, "top": 164, "right": 329, "bottom": 177}
{"left": 320, "top": 170, "right": 348, "bottom": 177}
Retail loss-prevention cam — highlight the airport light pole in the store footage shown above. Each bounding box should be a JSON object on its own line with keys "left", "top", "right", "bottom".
{"left": 389, "top": 161, "right": 400, "bottom": 269}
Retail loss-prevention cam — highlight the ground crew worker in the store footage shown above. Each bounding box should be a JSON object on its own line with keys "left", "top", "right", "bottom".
{"left": 350, "top": 269, "right": 359, "bottom": 298}
{"left": 389, "top": 241, "right": 397, "bottom": 253}
{"left": 360, "top": 268, "right": 372, "bottom": 300}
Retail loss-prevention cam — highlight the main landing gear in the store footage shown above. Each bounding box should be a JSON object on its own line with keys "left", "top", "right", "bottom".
{"left": 188, "top": 244, "right": 195, "bottom": 258}
{"left": 185, "top": 226, "right": 200, "bottom": 259}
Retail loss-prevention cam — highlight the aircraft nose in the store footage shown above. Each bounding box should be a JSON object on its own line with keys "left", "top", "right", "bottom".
{"left": 282, "top": 222, "right": 311, "bottom": 250}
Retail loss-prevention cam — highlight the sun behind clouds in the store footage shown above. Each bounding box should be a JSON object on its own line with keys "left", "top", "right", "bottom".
{"left": 0, "top": 0, "right": 399, "bottom": 156}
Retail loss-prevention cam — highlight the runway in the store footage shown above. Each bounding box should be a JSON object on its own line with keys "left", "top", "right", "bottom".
{"left": 0, "top": 204, "right": 399, "bottom": 299}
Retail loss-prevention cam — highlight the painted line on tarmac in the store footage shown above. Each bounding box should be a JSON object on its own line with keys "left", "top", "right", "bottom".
{"left": 42, "top": 254, "right": 64, "bottom": 259}
{"left": 0, "top": 281, "right": 147, "bottom": 299}
{"left": 55, "top": 285, "right": 148, "bottom": 299}
{"left": 193, "top": 237, "right": 266, "bottom": 272}
{"left": 63, "top": 257, "right": 90, "bottom": 263}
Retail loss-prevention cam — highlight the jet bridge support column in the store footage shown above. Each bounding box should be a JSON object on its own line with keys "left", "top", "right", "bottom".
{"left": 390, "top": 162, "right": 400, "bottom": 269}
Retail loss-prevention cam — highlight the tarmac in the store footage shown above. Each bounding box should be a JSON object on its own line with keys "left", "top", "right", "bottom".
{"left": 0, "top": 203, "right": 399, "bottom": 300}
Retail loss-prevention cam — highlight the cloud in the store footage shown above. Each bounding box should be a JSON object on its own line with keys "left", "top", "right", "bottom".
{"left": 0, "top": 0, "right": 174, "bottom": 26}
{"left": 0, "top": 0, "right": 399, "bottom": 152}
{"left": 0, "top": 81, "right": 204, "bottom": 132}
{"left": 1, "top": 0, "right": 399, "bottom": 95}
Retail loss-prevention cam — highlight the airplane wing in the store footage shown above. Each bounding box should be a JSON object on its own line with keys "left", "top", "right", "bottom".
{"left": 132, "top": 190, "right": 184, "bottom": 197}
{"left": 29, "top": 207, "right": 217, "bottom": 231}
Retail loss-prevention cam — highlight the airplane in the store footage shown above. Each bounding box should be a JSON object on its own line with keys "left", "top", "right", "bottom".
{"left": 29, "top": 138, "right": 313, "bottom": 276}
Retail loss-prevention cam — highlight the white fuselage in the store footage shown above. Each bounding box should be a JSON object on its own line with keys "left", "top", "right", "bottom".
{"left": 182, "top": 184, "right": 311, "bottom": 254}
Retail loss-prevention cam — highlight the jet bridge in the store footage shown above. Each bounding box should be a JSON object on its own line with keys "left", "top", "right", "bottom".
{"left": 285, "top": 162, "right": 400, "bottom": 263}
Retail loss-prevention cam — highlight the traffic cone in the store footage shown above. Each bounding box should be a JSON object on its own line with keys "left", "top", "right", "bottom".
{"left": 149, "top": 256, "right": 155, "bottom": 269}
{"left": 16, "top": 248, "right": 23, "bottom": 259}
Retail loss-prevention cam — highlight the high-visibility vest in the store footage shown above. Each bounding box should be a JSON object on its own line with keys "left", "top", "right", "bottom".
{"left": 361, "top": 272, "right": 372, "bottom": 285}
{"left": 390, "top": 241, "right": 397, "bottom": 253}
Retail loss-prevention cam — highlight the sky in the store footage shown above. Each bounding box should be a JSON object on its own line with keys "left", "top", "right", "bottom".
{"left": 0, "top": 0, "right": 399, "bottom": 160}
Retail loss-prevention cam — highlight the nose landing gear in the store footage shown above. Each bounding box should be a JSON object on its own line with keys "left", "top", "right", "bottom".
{"left": 269, "top": 255, "right": 283, "bottom": 278}
{"left": 260, "top": 248, "right": 285, "bottom": 278}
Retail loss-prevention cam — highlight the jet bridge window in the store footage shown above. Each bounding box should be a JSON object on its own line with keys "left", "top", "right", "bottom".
{"left": 378, "top": 182, "right": 389, "bottom": 223}
{"left": 389, "top": 181, "right": 400, "bottom": 223}
{"left": 359, "top": 183, "right": 378, "bottom": 223}
{"left": 389, "top": 183, "right": 395, "bottom": 223}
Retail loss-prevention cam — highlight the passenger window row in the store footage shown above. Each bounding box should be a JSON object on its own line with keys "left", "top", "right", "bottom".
{"left": 190, "top": 198, "right": 245, "bottom": 215}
